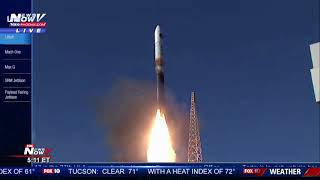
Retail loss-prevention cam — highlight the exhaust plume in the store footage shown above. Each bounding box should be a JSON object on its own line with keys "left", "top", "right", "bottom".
{"left": 98, "top": 79, "right": 188, "bottom": 162}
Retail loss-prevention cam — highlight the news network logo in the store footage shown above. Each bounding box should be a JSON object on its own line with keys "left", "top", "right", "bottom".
{"left": 43, "top": 168, "right": 60, "bottom": 175}
{"left": 6, "top": 13, "right": 46, "bottom": 33}
{"left": 243, "top": 168, "right": 266, "bottom": 176}
{"left": 21, "top": 144, "right": 52, "bottom": 163}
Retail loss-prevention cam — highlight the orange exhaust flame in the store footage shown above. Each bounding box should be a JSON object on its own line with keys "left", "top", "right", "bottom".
{"left": 147, "top": 109, "right": 176, "bottom": 162}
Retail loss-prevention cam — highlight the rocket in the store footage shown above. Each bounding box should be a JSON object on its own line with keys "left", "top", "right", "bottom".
{"left": 154, "top": 25, "right": 165, "bottom": 111}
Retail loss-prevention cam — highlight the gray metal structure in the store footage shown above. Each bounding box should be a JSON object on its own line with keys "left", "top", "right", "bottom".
{"left": 188, "top": 91, "right": 203, "bottom": 162}
{"left": 310, "top": 42, "right": 319, "bottom": 103}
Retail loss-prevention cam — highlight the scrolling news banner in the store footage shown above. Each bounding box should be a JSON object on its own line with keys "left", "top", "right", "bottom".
{"left": 0, "top": 0, "right": 32, "bottom": 166}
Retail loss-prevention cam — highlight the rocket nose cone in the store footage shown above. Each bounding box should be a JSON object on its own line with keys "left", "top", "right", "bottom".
{"left": 155, "top": 25, "right": 160, "bottom": 34}
{"left": 155, "top": 25, "right": 161, "bottom": 43}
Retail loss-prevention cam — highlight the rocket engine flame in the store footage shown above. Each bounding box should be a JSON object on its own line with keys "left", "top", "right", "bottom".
{"left": 147, "top": 109, "right": 176, "bottom": 162}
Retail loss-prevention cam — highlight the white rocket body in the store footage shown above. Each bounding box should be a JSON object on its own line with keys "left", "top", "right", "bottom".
{"left": 154, "top": 25, "right": 165, "bottom": 110}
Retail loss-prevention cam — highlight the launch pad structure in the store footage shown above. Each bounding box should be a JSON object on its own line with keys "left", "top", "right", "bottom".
{"left": 188, "top": 91, "right": 203, "bottom": 162}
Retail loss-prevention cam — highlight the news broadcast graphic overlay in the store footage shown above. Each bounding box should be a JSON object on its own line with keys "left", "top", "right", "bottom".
{"left": 0, "top": 13, "right": 47, "bottom": 34}
{"left": 9, "top": 144, "right": 52, "bottom": 163}
{"left": 0, "top": 0, "right": 32, "bottom": 166}
{"left": 1, "top": 163, "right": 320, "bottom": 177}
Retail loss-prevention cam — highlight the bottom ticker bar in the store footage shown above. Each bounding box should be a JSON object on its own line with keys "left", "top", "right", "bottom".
{"left": 1, "top": 163, "right": 320, "bottom": 177}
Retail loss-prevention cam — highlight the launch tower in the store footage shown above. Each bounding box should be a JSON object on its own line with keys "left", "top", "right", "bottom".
{"left": 187, "top": 91, "right": 203, "bottom": 162}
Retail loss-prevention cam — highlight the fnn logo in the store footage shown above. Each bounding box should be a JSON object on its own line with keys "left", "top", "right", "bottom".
{"left": 2, "top": 13, "right": 47, "bottom": 34}
{"left": 7, "top": 13, "right": 46, "bottom": 23}
{"left": 24, "top": 144, "right": 46, "bottom": 155}
{"left": 10, "top": 144, "right": 52, "bottom": 163}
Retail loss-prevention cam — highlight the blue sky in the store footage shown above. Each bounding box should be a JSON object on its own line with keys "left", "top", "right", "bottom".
{"left": 34, "top": 0, "right": 319, "bottom": 162}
